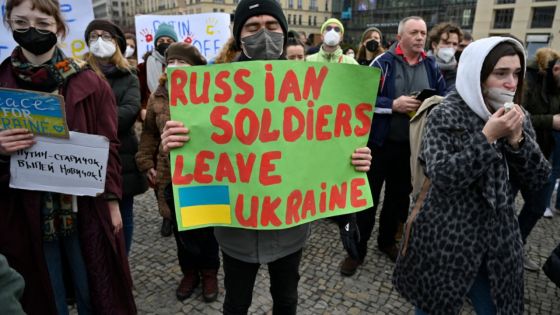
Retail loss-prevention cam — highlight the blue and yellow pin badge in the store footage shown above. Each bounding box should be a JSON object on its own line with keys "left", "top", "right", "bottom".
{"left": 178, "top": 185, "right": 232, "bottom": 228}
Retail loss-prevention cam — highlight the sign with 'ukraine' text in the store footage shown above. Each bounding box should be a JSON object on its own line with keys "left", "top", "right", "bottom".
{"left": 169, "top": 61, "right": 380, "bottom": 230}
{"left": 0, "top": 88, "right": 69, "bottom": 138}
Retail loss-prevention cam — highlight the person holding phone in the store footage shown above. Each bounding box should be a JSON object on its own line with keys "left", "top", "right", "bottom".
{"left": 340, "top": 16, "right": 445, "bottom": 276}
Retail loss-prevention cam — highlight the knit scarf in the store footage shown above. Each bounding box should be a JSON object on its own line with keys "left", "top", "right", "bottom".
{"left": 10, "top": 46, "right": 85, "bottom": 92}
{"left": 146, "top": 50, "right": 166, "bottom": 93}
{"left": 41, "top": 192, "right": 76, "bottom": 241}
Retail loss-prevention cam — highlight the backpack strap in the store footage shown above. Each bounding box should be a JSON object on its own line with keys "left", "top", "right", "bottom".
{"left": 400, "top": 177, "right": 431, "bottom": 257}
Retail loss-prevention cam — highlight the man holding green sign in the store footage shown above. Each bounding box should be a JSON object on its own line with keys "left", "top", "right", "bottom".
{"left": 161, "top": 0, "right": 379, "bottom": 313}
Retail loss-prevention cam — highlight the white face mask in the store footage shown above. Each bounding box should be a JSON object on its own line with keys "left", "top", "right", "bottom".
{"left": 483, "top": 87, "right": 515, "bottom": 112}
{"left": 90, "top": 39, "right": 116, "bottom": 58}
{"left": 323, "top": 30, "right": 341, "bottom": 47}
{"left": 125, "top": 45, "right": 135, "bottom": 58}
{"left": 436, "top": 47, "right": 455, "bottom": 63}
{"left": 347, "top": 52, "right": 355, "bottom": 58}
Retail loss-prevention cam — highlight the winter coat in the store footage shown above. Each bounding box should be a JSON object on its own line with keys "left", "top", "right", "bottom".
{"left": 306, "top": 46, "right": 359, "bottom": 64}
{"left": 394, "top": 37, "right": 551, "bottom": 315}
{"left": 370, "top": 44, "right": 446, "bottom": 146}
{"left": 136, "top": 79, "right": 172, "bottom": 219}
{"left": 394, "top": 91, "right": 549, "bottom": 315}
{"left": 105, "top": 67, "right": 148, "bottom": 197}
{"left": 522, "top": 58, "right": 560, "bottom": 158}
{"left": 0, "top": 58, "right": 136, "bottom": 314}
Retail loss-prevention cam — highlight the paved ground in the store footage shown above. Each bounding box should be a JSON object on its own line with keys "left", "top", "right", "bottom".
{"left": 128, "top": 191, "right": 560, "bottom": 315}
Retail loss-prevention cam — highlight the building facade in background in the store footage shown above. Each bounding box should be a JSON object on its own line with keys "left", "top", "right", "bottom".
{"left": 92, "top": 0, "right": 137, "bottom": 31}
{"left": 131, "top": 0, "right": 332, "bottom": 37}
{"left": 333, "top": 0, "right": 477, "bottom": 46}
{"left": 472, "top": 0, "right": 560, "bottom": 58}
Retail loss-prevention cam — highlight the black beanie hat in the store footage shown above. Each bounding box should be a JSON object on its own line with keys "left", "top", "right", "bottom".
{"left": 233, "top": 0, "right": 288, "bottom": 48}
{"left": 85, "top": 19, "right": 126, "bottom": 54}
{"left": 165, "top": 42, "right": 207, "bottom": 66}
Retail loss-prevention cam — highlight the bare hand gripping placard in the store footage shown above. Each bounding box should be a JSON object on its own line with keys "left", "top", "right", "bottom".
{"left": 169, "top": 61, "right": 380, "bottom": 230}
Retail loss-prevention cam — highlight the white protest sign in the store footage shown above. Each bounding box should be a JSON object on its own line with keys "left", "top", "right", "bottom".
{"left": 9, "top": 131, "right": 109, "bottom": 196}
{"left": 0, "top": 0, "right": 94, "bottom": 61}
{"left": 135, "top": 13, "right": 231, "bottom": 62}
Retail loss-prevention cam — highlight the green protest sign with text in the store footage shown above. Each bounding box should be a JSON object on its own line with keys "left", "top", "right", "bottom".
{"left": 168, "top": 61, "right": 380, "bottom": 231}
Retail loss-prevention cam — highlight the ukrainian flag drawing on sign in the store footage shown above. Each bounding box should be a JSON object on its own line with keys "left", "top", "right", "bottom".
{"left": 178, "top": 185, "right": 232, "bottom": 228}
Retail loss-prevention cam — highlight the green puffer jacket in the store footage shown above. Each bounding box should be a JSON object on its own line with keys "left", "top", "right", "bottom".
{"left": 306, "top": 46, "right": 359, "bottom": 64}
{"left": 523, "top": 59, "right": 560, "bottom": 157}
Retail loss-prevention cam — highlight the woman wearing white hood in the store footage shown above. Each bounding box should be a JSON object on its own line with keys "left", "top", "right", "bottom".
{"left": 393, "top": 37, "right": 550, "bottom": 314}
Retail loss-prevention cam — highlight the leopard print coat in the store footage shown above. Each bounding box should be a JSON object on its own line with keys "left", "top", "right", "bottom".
{"left": 393, "top": 91, "right": 550, "bottom": 315}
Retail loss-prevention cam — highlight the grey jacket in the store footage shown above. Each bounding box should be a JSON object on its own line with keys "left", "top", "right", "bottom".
{"left": 215, "top": 224, "right": 310, "bottom": 264}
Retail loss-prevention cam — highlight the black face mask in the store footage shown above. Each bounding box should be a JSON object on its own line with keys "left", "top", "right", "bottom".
{"left": 13, "top": 28, "right": 58, "bottom": 56}
{"left": 156, "top": 43, "right": 170, "bottom": 56}
{"left": 365, "top": 40, "right": 379, "bottom": 53}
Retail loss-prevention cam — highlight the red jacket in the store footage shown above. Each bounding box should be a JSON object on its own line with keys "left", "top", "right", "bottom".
{"left": 0, "top": 58, "right": 136, "bottom": 315}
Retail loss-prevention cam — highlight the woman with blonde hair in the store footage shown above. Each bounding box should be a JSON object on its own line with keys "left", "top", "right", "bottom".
{"left": 84, "top": 19, "right": 148, "bottom": 255}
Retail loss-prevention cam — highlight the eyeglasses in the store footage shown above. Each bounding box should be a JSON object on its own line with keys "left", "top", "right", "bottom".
{"left": 89, "top": 33, "right": 114, "bottom": 43}
{"left": 9, "top": 18, "right": 55, "bottom": 34}
{"left": 325, "top": 25, "right": 341, "bottom": 33}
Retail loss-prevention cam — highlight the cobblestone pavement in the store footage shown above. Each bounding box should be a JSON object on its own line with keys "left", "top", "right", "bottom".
{"left": 129, "top": 191, "right": 560, "bottom": 315}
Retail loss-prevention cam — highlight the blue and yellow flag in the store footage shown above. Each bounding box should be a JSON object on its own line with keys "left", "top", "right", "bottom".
{"left": 178, "top": 185, "right": 232, "bottom": 228}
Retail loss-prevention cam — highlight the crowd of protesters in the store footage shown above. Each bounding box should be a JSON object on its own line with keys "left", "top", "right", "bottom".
{"left": 1, "top": 0, "right": 560, "bottom": 314}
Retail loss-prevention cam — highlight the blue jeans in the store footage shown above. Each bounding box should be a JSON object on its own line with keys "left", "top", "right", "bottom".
{"left": 43, "top": 233, "right": 92, "bottom": 315}
{"left": 119, "top": 196, "right": 134, "bottom": 255}
{"left": 543, "top": 131, "right": 560, "bottom": 210}
{"left": 415, "top": 265, "right": 496, "bottom": 315}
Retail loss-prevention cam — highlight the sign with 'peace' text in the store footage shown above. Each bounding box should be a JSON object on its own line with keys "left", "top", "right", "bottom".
{"left": 0, "top": 88, "right": 69, "bottom": 138}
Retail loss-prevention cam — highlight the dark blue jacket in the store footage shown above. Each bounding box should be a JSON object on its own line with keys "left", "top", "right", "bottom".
{"left": 369, "top": 45, "right": 446, "bottom": 146}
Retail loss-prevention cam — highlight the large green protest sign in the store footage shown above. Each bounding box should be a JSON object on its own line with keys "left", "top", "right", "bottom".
{"left": 169, "top": 61, "right": 380, "bottom": 231}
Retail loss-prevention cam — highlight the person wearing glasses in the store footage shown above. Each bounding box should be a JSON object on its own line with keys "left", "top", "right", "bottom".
{"left": 0, "top": 1, "right": 135, "bottom": 314}
{"left": 306, "top": 19, "right": 358, "bottom": 64}
{"left": 83, "top": 19, "right": 148, "bottom": 256}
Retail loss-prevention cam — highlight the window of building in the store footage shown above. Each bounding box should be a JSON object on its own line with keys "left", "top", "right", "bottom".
{"left": 493, "top": 9, "right": 514, "bottom": 29}
{"left": 462, "top": 8, "right": 472, "bottom": 26}
{"left": 496, "top": 0, "right": 515, "bottom": 4}
{"left": 288, "top": 14, "right": 291, "bottom": 24}
{"left": 531, "top": 6, "right": 556, "bottom": 28}
{"left": 214, "top": 0, "right": 225, "bottom": 3}
{"left": 314, "top": 16, "right": 317, "bottom": 26}
{"left": 325, "top": 0, "right": 328, "bottom": 11}
{"left": 299, "top": 14, "right": 302, "bottom": 25}
{"left": 213, "top": 8, "right": 218, "bottom": 12}
{"left": 308, "top": 15, "right": 311, "bottom": 25}
{"left": 297, "top": 0, "right": 302, "bottom": 9}
{"left": 310, "top": 0, "right": 317, "bottom": 10}
{"left": 288, "top": 0, "right": 293, "bottom": 8}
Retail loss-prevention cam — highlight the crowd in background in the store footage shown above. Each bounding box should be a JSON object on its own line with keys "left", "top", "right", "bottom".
{"left": 1, "top": 0, "right": 560, "bottom": 314}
